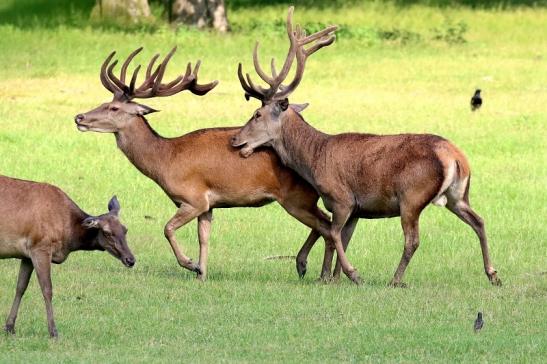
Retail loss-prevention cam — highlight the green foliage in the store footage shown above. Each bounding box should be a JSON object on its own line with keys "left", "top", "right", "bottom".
{"left": 431, "top": 19, "right": 468, "bottom": 44}
{"left": 0, "top": 1, "right": 546, "bottom": 363}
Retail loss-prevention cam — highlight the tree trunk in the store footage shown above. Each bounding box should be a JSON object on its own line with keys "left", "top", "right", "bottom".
{"left": 172, "top": 0, "right": 230, "bottom": 32}
{"left": 92, "top": 0, "right": 151, "bottom": 23}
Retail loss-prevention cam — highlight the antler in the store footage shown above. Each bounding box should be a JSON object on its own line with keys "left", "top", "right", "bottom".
{"left": 238, "top": 7, "right": 338, "bottom": 103}
{"left": 99, "top": 47, "right": 218, "bottom": 101}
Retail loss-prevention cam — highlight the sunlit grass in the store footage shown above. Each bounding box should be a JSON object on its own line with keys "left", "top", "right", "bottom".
{"left": 0, "top": 2, "right": 546, "bottom": 362}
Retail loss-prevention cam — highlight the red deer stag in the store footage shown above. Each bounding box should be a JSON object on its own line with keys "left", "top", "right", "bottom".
{"left": 74, "top": 47, "right": 341, "bottom": 281}
{"left": 231, "top": 7, "right": 501, "bottom": 286}
{"left": 0, "top": 175, "right": 134, "bottom": 338}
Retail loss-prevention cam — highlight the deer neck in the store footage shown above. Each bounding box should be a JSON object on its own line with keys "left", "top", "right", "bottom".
{"left": 114, "top": 117, "right": 170, "bottom": 183}
{"left": 273, "top": 111, "right": 328, "bottom": 187}
{"left": 69, "top": 213, "right": 102, "bottom": 253}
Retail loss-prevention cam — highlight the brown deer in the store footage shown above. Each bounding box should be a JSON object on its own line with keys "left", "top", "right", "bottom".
{"left": 74, "top": 46, "right": 343, "bottom": 281}
{"left": 0, "top": 175, "right": 135, "bottom": 338}
{"left": 231, "top": 7, "right": 501, "bottom": 286}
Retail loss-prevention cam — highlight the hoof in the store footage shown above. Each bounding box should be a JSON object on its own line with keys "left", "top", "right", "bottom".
{"left": 388, "top": 281, "right": 407, "bottom": 288}
{"left": 489, "top": 273, "right": 502, "bottom": 286}
{"left": 192, "top": 264, "right": 202, "bottom": 275}
{"left": 49, "top": 329, "right": 59, "bottom": 339}
{"left": 296, "top": 260, "right": 307, "bottom": 279}
{"left": 196, "top": 272, "right": 206, "bottom": 282}
{"left": 4, "top": 324, "right": 15, "bottom": 335}
{"left": 181, "top": 259, "right": 202, "bottom": 275}
{"left": 317, "top": 274, "right": 334, "bottom": 283}
{"left": 348, "top": 270, "right": 362, "bottom": 285}
{"left": 316, "top": 277, "right": 334, "bottom": 284}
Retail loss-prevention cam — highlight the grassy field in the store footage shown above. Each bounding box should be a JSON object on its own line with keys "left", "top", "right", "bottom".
{"left": 0, "top": 1, "right": 546, "bottom": 362}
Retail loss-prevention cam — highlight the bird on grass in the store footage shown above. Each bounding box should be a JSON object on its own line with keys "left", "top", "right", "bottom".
{"left": 474, "top": 312, "right": 484, "bottom": 333}
{"left": 471, "top": 89, "right": 482, "bottom": 111}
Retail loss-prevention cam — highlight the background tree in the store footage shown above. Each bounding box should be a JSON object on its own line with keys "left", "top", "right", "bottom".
{"left": 171, "top": 0, "right": 230, "bottom": 32}
{"left": 92, "top": 0, "right": 152, "bottom": 22}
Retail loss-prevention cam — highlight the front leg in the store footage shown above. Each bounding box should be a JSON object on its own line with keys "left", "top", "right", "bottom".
{"left": 30, "top": 249, "right": 57, "bottom": 338}
{"left": 4, "top": 259, "right": 34, "bottom": 335}
{"left": 196, "top": 210, "right": 213, "bottom": 281}
{"left": 330, "top": 206, "right": 362, "bottom": 285}
{"left": 164, "top": 201, "right": 208, "bottom": 274}
{"left": 333, "top": 217, "right": 359, "bottom": 280}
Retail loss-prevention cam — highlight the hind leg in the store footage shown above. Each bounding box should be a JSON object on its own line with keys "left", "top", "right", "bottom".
{"left": 390, "top": 208, "right": 421, "bottom": 287}
{"left": 4, "top": 259, "right": 33, "bottom": 335}
{"left": 278, "top": 195, "right": 332, "bottom": 279}
{"left": 446, "top": 200, "right": 501, "bottom": 286}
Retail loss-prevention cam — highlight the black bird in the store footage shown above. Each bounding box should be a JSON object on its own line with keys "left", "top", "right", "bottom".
{"left": 474, "top": 312, "right": 484, "bottom": 333}
{"left": 471, "top": 89, "right": 482, "bottom": 111}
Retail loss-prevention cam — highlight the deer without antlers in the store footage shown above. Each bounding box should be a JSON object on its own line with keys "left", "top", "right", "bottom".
{"left": 75, "top": 46, "right": 338, "bottom": 281}
{"left": 231, "top": 7, "right": 501, "bottom": 286}
{"left": 0, "top": 175, "right": 134, "bottom": 337}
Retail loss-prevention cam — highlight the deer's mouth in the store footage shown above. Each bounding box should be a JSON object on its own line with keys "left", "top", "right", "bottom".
{"left": 76, "top": 123, "right": 90, "bottom": 131}
{"left": 231, "top": 137, "right": 255, "bottom": 158}
{"left": 230, "top": 134, "right": 245, "bottom": 148}
{"left": 75, "top": 122, "right": 114, "bottom": 133}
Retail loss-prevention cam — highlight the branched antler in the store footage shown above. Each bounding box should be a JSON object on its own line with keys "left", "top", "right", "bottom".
{"left": 238, "top": 7, "right": 338, "bottom": 103}
{"left": 100, "top": 47, "right": 218, "bottom": 102}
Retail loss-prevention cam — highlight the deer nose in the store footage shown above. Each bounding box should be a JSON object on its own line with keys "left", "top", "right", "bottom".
{"left": 125, "top": 256, "right": 136, "bottom": 267}
{"left": 74, "top": 114, "right": 85, "bottom": 123}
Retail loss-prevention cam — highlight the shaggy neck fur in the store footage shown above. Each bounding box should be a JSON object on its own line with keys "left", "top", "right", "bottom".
{"left": 272, "top": 109, "right": 328, "bottom": 187}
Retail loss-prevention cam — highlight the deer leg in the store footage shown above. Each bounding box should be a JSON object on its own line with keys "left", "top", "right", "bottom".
{"left": 390, "top": 209, "right": 421, "bottom": 287}
{"left": 330, "top": 207, "right": 361, "bottom": 284}
{"left": 4, "top": 259, "right": 33, "bottom": 335}
{"left": 319, "top": 239, "right": 336, "bottom": 281}
{"left": 164, "top": 202, "right": 207, "bottom": 274}
{"left": 446, "top": 201, "right": 501, "bottom": 286}
{"left": 30, "top": 250, "right": 57, "bottom": 338}
{"left": 295, "top": 229, "right": 321, "bottom": 279}
{"left": 333, "top": 217, "right": 359, "bottom": 280}
{"left": 196, "top": 210, "right": 213, "bottom": 281}
{"left": 278, "top": 200, "right": 333, "bottom": 279}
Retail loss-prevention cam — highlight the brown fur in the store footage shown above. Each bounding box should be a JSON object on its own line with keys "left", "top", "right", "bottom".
{"left": 231, "top": 6, "right": 499, "bottom": 286}
{"left": 232, "top": 105, "right": 501, "bottom": 286}
{"left": 75, "top": 109, "right": 334, "bottom": 280}
{"left": 75, "top": 45, "right": 339, "bottom": 281}
{"left": 0, "top": 175, "right": 134, "bottom": 337}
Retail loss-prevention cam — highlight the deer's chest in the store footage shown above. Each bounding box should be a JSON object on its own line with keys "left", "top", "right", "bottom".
{"left": 0, "top": 236, "right": 32, "bottom": 259}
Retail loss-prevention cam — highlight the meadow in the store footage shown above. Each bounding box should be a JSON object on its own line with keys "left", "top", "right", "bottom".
{"left": 0, "top": 0, "right": 546, "bottom": 362}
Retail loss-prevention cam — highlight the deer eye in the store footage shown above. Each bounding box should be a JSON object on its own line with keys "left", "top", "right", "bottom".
{"left": 110, "top": 106, "right": 119, "bottom": 112}
{"left": 254, "top": 111, "right": 261, "bottom": 119}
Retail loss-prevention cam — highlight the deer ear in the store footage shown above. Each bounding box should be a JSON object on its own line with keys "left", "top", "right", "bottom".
{"left": 278, "top": 98, "right": 290, "bottom": 111}
{"left": 290, "top": 103, "right": 309, "bottom": 113}
{"left": 133, "top": 103, "right": 158, "bottom": 116}
{"left": 82, "top": 217, "right": 100, "bottom": 229}
{"left": 108, "top": 196, "right": 121, "bottom": 215}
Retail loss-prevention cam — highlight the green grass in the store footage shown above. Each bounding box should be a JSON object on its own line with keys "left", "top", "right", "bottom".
{"left": 0, "top": 1, "right": 546, "bottom": 362}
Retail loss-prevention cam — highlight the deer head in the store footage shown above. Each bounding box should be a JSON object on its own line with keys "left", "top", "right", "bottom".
{"left": 75, "top": 47, "right": 218, "bottom": 133}
{"left": 231, "top": 7, "right": 337, "bottom": 157}
{"left": 82, "top": 196, "right": 135, "bottom": 267}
